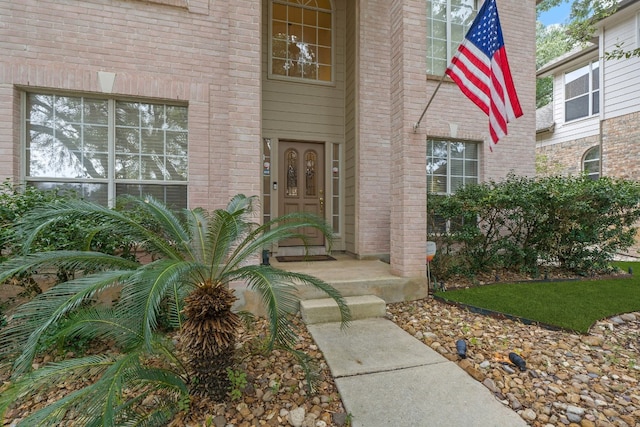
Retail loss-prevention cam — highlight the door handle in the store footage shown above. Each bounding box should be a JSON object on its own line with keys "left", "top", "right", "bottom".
{"left": 319, "top": 197, "right": 324, "bottom": 213}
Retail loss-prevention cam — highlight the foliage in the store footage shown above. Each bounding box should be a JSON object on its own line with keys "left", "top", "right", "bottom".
{"left": 535, "top": 21, "right": 575, "bottom": 108}
{"left": 226, "top": 368, "right": 248, "bottom": 401}
{"left": 537, "top": 1, "right": 639, "bottom": 60}
{"left": 0, "top": 180, "right": 65, "bottom": 260}
{"left": 0, "top": 180, "right": 140, "bottom": 292}
{"left": 435, "top": 262, "right": 640, "bottom": 333}
{"left": 0, "top": 194, "right": 350, "bottom": 426}
{"left": 428, "top": 174, "right": 640, "bottom": 279}
{"left": 538, "top": 0, "right": 619, "bottom": 41}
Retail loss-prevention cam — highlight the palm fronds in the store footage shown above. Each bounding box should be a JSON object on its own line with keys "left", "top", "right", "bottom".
{"left": 0, "top": 193, "right": 349, "bottom": 425}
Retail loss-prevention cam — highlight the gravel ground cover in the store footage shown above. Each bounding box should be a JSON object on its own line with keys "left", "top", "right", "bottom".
{"left": 387, "top": 295, "right": 640, "bottom": 427}
{"left": 3, "top": 285, "right": 639, "bottom": 427}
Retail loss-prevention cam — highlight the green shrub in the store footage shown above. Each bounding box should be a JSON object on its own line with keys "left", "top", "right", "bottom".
{"left": 0, "top": 180, "right": 141, "bottom": 290}
{"left": 428, "top": 174, "right": 640, "bottom": 278}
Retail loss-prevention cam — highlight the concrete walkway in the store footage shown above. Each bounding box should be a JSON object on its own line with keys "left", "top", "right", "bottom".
{"left": 308, "top": 318, "right": 527, "bottom": 427}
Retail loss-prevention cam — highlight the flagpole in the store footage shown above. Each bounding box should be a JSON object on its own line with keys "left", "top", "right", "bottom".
{"left": 413, "top": 73, "right": 447, "bottom": 133}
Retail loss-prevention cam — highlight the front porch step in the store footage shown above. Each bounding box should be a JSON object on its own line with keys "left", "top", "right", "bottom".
{"left": 300, "top": 295, "right": 386, "bottom": 325}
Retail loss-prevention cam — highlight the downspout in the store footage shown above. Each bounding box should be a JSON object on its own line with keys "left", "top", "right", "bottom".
{"left": 598, "top": 25, "right": 605, "bottom": 177}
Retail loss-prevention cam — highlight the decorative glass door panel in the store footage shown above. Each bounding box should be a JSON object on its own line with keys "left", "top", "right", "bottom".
{"left": 278, "top": 141, "right": 325, "bottom": 246}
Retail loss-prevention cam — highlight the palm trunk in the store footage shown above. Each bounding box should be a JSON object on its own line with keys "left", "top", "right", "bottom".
{"left": 180, "top": 282, "right": 241, "bottom": 400}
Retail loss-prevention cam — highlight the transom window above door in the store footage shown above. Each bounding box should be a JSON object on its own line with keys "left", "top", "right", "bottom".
{"left": 270, "top": 0, "right": 333, "bottom": 83}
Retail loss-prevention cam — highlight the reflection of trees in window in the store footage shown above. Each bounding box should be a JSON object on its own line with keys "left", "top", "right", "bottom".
{"left": 583, "top": 146, "right": 600, "bottom": 180}
{"left": 115, "top": 102, "right": 188, "bottom": 182}
{"left": 427, "top": 138, "right": 479, "bottom": 235}
{"left": 25, "top": 92, "right": 188, "bottom": 208}
{"left": 271, "top": 0, "right": 332, "bottom": 82}
{"left": 27, "top": 94, "right": 109, "bottom": 179}
{"left": 427, "top": 139, "right": 478, "bottom": 195}
{"left": 426, "top": 0, "right": 477, "bottom": 75}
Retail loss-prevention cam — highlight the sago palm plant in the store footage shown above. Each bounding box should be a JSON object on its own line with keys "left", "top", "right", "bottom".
{"left": 0, "top": 194, "right": 350, "bottom": 425}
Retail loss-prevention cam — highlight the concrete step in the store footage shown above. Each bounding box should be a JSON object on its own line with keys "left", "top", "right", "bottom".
{"left": 300, "top": 295, "right": 386, "bottom": 324}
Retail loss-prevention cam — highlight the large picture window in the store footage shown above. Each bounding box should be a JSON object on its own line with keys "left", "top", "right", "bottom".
{"left": 426, "top": 0, "right": 477, "bottom": 76}
{"left": 270, "top": 0, "right": 333, "bottom": 82}
{"left": 564, "top": 61, "right": 599, "bottom": 122}
{"left": 25, "top": 93, "right": 188, "bottom": 208}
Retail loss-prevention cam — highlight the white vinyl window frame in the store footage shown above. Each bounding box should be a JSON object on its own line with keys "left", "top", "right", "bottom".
{"left": 582, "top": 146, "right": 600, "bottom": 180}
{"left": 426, "top": 0, "right": 478, "bottom": 76}
{"left": 427, "top": 138, "right": 480, "bottom": 235}
{"left": 427, "top": 138, "right": 480, "bottom": 195}
{"left": 564, "top": 61, "right": 600, "bottom": 122}
{"left": 22, "top": 91, "right": 189, "bottom": 209}
{"left": 637, "top": 13, "right": 640, "bottom": 47}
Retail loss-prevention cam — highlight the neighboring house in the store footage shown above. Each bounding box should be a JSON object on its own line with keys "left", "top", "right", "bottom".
{"left": 536, "top": 0, "right": 640, "bottom": 179}
{"left": 0, "top": 0, "right": 536, "bottom": 308}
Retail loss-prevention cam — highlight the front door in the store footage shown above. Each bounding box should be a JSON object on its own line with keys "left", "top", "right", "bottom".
{"left": 278, "top": 141, "right": 325, "bottom": 247}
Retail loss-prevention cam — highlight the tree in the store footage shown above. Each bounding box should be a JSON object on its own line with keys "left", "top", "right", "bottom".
{"left": 538, "top": 0, "right": 619, "bottom": 42}
{"left": 0, "top": 195, "right": 350, "bottom": 425}
{"left": 536, "top": 21, "right": 575, "bottom": 107}
{"left": 537, "top": 1, "right": 640, "bottom": 60}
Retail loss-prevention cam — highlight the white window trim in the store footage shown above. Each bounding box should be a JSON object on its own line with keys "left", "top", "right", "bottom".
{"left": 563, "top": 61, "right": 600, "bottom": 123}
{"left": 21, "top": 91, "right": 189, "bottom": 208}
{"left": 426, "top": 0, "right": 478, "bottom": 76}
{"left": 582, "top": 146, "right": 600, "bottom": 180}
{"left": 636, "top": 12, "right": 640, "bottom": 47}
{"left": 426, "top": 138, "right": 480, "bottom": 196}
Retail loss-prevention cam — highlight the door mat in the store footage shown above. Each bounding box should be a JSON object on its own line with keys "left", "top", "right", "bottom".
{"left": 275, "top": 255, "right": 336, "bottom": 262}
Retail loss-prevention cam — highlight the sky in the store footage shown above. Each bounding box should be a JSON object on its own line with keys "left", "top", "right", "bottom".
{"left": 538, "top": 2, "right": 572, "bottom": 26}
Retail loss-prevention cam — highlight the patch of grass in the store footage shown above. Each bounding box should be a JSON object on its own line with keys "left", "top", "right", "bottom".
{"left": 434, "top": 262, "right": 640, "bottom": 333}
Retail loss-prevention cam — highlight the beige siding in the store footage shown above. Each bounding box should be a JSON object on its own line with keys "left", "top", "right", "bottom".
{"left": 602, "top": 11, "right": 640, "bottom": 118}
{"left": 261, "top": 0, "right": 347, "bottom": 250}
{"left": 538, "top": 66, "right": 600, "bottom": 148}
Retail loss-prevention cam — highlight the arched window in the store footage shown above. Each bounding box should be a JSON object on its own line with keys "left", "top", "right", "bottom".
{"left": 270, "top": 0, "right": 333, "bottom": 82}
{"left": 583, "top": 146, "right": 600, "bottom": 180}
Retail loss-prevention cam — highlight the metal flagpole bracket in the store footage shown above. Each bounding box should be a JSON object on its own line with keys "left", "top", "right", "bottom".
{"left": 413, "top": 73, "right": 447, "bottom": 133}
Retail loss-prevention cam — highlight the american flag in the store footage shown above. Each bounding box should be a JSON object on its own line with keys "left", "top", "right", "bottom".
{"left": 445, "top": 0, "right": 522, "bottom": 150}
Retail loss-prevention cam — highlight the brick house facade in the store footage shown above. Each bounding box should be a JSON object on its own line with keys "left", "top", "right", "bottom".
{"left": 536, "top": 0, "right": 640, "bottom": 181}
{"left": 1, "top": 0, "right": 536, "bottom": 308}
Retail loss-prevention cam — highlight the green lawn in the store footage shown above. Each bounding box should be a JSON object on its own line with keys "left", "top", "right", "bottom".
{"left": 434, "top": 262, "right": 640, "bottom": 333}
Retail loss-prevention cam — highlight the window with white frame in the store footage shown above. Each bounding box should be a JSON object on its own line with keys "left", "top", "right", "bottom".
{"left": 25, "top": 92, "right": 188, "bottom": 208}
{"left": 427, "top": 139, "right": 479, "bottom": 234}
{"left": 270, "top": 0, "right": 333, "bottom": 82}
{"left": 426, "top": 0, "right": 477, "bottom": 76}
{"left": 564, "top": 61, "right": 599, "bottom": 122}
{"left": 583, "top": 146, "right": 600, "bottom": 180}
{"left": 427, "top": 139, "right": 479, "bottom": 194}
